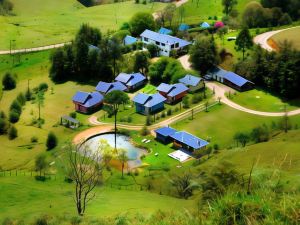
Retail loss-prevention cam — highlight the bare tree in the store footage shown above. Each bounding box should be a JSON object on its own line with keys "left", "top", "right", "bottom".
{"left": 118, "top": 149, "right": 129, "bottom": 179}
{"left": 66, "top": 143, "right": 104, "bottom": 216}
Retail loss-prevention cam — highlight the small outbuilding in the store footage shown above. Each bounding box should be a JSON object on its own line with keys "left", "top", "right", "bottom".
{"left": 123, "top": 35, "right": 137, "bottom": 45}
{"left": 155, "top": 126, "right": 177, "bottom": 143}
{"left": 60, "top": 115, "right": 80, "bottom": 129}
{"left": 158, "top": 27, "right": 172, "bottom": 35}
{"left": 207, "top": 66, "right": 254, "bottom": 91}
{"left": 178, "top": 23, "right": 190, "bottom": 31}
{"left": 156, "top": 83, "right": 189, "bottom": 104}
{"left": 95, "top": 81, "right": 127, "bottom": 95}
{"left": 200, "top": 22, "right": 210, "bottom": 29}
{"left": 178, "top": 74, "right": 205, "bottom": 92}
{"left": 115, "top": 72, "right": 146, "bottom": 91}
{"left": 132, "top": 93, "right": 166, "bottom": 115}
{"left": 72, "top": 91, "right": 103, "bottom": 114}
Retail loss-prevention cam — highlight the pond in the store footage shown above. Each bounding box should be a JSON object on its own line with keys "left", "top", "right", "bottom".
{"left": 84, "top": 133, "right": 146, "bottom": 168}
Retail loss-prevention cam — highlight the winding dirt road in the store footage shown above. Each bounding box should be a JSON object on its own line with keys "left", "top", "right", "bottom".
{"left": 0, "top": 42, "right": 71, "bottom": 55}
{"left": 253, "top": 26, "right": 300, "bottom": 52}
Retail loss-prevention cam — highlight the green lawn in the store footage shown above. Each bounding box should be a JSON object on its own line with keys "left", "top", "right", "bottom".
{"left": 230, "top": 89, "right": 300, "bottom": 112}
{"left": 271, "top": 26, "right": 300, "bottom": 50}
{"left": 172, "top": 104, "right": 300, "bottom": 149}
{"left": 0, "top": 0, "right": 165, "bottom": 49}
{"left": 177, "top": 0, "right": 256, "bottom": 25}
{"left": 0, "top": 176, "right": 195, "bottom": 222}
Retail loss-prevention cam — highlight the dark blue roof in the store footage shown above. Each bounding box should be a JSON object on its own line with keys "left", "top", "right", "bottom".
{"left": 72, "top": 91, "right": 90, "bottom": 104}
{"left": 124, "top": 35, "right": 137, "bottom": 45}
{"left": 72, "top": 91, "right": 103, "bottom": 108}
{"left": 95, "top": 81, "right": 127, "bottom": 94}
{"left": 156, "top": 83, "right": 189, "bottom": 97}
{"left": 178, "top": 24, "right": 190, "bottom": 31}
{"left": 201, "top": 22, "right": 210, "bottom": 28}
{"left": 140, "top": 29, "right": 190, "bottom": 48}
{"left": 224, "top": 72, "right": 252, "bottom": 87}
{"left": 179, "top": 75, "right": 202, "bottom": 87}
{"left": 209, "top": 66, "right": 228, "bottom": 78}
{"left": 155, "top": 127, "right": 177, "bottom": 137}
{"left": 133, "top": 93, "right": 166, "bottom": 107}
{"left": 158, "top": 27, "right": 172, "bottom": 35}
{"left": 115, "top": 72, "right": 146, "bottom": 87}
{"left": 170, "top": 131, "right": 209, "bottom": 149}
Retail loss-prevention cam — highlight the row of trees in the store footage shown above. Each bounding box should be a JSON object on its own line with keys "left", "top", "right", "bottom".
{"left": 235, "top": 42, "right": 300, "bottom": 99}
{"left": 242, "top": 2, "right": 293, "bottom": 28}
{"left": 0, "top": 0, "right": 13, "bottom": 15}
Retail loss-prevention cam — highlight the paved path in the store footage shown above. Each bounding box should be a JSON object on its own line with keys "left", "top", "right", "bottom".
{"left": 253, "top": 26, "right": 300, "bottom": 52}
{"left": 0, "top": 42, "right": 71, "bottom": 55}
{"left": 178, "top": 55, "right": 300, "bottom": 117}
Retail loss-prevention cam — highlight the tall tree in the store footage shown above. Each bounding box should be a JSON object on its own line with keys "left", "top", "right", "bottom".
{"left": 235, "top": 27, "right": 253, "bottom": 60}
{"left": 189, "top": 36, "right": 219, "bottom": 74}
{"left": 35, "top": 90, "right": 44, "bottom": 121}
{"left": 118, "top": 149, "right": 129, "bottom": 179}
{"left": 35, "top": 154, "right": 47, "bottom": 177}
{"left": 66, "top": 143, "right": 103, "bottom": 216}
{"left": 108, "top": 37, "right": 122, "bottom": 78}
{"left": 104, "top": 91, "right": 129, "bottom": 150}
{"left": 75, "top": 24, "right": 102, "bottom": 46}
{"left": 222, "top": 0, "right": 238, "bottom": 15}
{"left": 133, "top": 51, "right": 149, "bottom": 77}
{"left": 130, "top": 12, "right": 156, "bottom": 36}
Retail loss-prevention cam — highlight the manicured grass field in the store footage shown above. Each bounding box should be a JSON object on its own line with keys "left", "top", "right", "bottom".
{"left": 0, "top": 0, "right": 165, "bottom": 49}
{"left": 271, "top": 26, "right": 300, "bottom": 50}
{"left": 177, "top": 0, "right": 255, "bottom": 25}
{"left": 172, "top": 104, "right": 300, "bottom": 148}
{"left": 0, "top": 176, "right": 195, "bottom": 222}
{"left": 230, "top": 89, "right": 300, "bottom": 112}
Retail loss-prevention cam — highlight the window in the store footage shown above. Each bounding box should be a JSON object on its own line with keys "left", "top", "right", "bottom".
{"left": 144, "top": 37, "right": 148, "bottom": 42}
{"left": 156, "top": 41, "right": 160, "bottom": 45}
{"left": 171, "top": 44, "right": 175, "bottom": 49}
{"left": 161, "top": 43, "right": 165, "bottom": 46}
{"left": 175, "top": 43, "right": 179, "bottom": 48}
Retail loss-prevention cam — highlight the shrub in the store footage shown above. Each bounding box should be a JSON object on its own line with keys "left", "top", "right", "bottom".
{"left": 46, "top": 132, "right": 58, "bottom": 150}
{"left": 25, "top": 89, "right": 32, "bottom": 101}
{"left": 140, "top": 125, "right": 150, "bottom": 136}
{"left": 0, "top": 118, "right": 8, "bottom": 134}
{"left": 0, "top": 111, "right": 6, "bottom": 119}
{"left": 127, "top": 116, "right": 132, "bottom": 123}
{"left": 2, "top": 72, "right": 16, "bottom": 90}
{"left": 146, "top": 44, "right": 159, "bottom": 58}
{"left": 182, "top": 96, "right": 190, "bottom": 108}
{"left": 167, "top": 108, "right": 172, "bottom": 116}
{"left": 9, "top": 110, "right": 20, "bottom": 123}
{"left": 10, "top": 100, "right": 22, "bottom": 115}
{"left": 69, "top": 112, "right": 76, "bottom": 119}
{"left": 8, "top": 125, "right": 18, "bottom": 140}
{"left": 38, "top": 83, "right": 48, "bottom": 92}
{"left": 17, "top": 92, "right": 26, "bottom": 106}
{"left": 31, "top": 136, "right": 38, "bottom": 143}
{"left": 192, "top": 94, "right": 202, "bottom": 104}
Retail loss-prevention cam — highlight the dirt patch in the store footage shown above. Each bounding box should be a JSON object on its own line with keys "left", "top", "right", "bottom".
{"left": 267, "top": 38, "right": 279, "bottom": 51}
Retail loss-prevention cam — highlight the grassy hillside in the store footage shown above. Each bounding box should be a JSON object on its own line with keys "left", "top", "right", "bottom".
{"left": 0, "top": 0, "right": 164, "bottom": 49}
{"left": 271, "top": 26, "right": 300, "bottom": 50}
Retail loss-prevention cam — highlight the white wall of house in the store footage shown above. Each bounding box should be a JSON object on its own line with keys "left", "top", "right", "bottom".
{"left": 212, "top": 74, "right": 224, "bottom": 83}
{"left": 141, "top": 37, "right": 179, "bottom": 57}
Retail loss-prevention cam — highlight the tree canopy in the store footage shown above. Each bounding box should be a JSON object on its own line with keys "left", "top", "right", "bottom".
{"left": 129, "top": 12, "right": 156, "bottom": 37}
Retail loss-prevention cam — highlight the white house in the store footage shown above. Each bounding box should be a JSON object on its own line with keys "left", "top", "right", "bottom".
{"left": 140, "top": 29, "right": 191, "bottom": 56}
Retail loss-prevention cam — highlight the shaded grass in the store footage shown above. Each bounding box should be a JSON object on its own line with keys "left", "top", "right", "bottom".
{"left": 271, "top": 26, "right": 300, "bottom": 50}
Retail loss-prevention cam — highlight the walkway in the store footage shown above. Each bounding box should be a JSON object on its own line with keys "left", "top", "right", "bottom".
{"left": 178, "top": 55, "right": 300, "bottom": 117}
{"left": 0, "top": 42, "right": 71, "bottom": 55}
{"left": 253, "top": 26, "right": 300, "bottom": 52}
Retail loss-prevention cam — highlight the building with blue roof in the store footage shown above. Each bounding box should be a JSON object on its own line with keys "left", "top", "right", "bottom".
{"left": 178, "top": 23, "right": 190, "bottom": 31}
{"left": 132, "top": 93, "right": 166, "bottom": 115}
{"left": 123, "top": 35, "right": 137, "bottom": 45}
{"left": 158, "top": 27, "right": 172, "bottom": 35}
{"left": 200, "top": 22, "right": 210, "bottom": 29}
{"left": 154, "top": 126, "right": 209, "bottom": 153}
{"left": 115, "top": 72, "right": 146, "bottom": 91}
{"left": 207, "top": 66, "right": 254, "bottom": 91}
{"left": 155, "top": 126, "right": 178, "bottom": 143}
{"left": 156, "top": 83, "right": 189, "bottom": 104}
{"left": 179, "top": 74, "right": 205, "bottom": 92}
{"left": 95, "top": 81, "right": 127, "bottom": 95}
{"left": 72, "top": 91, "right": 103, "bottom": 114}
{"left": 140, "top": 29, "right": 191, "bottom": 56}
{"left": 170, "top": 131, "right": 209, "bottom": 152}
